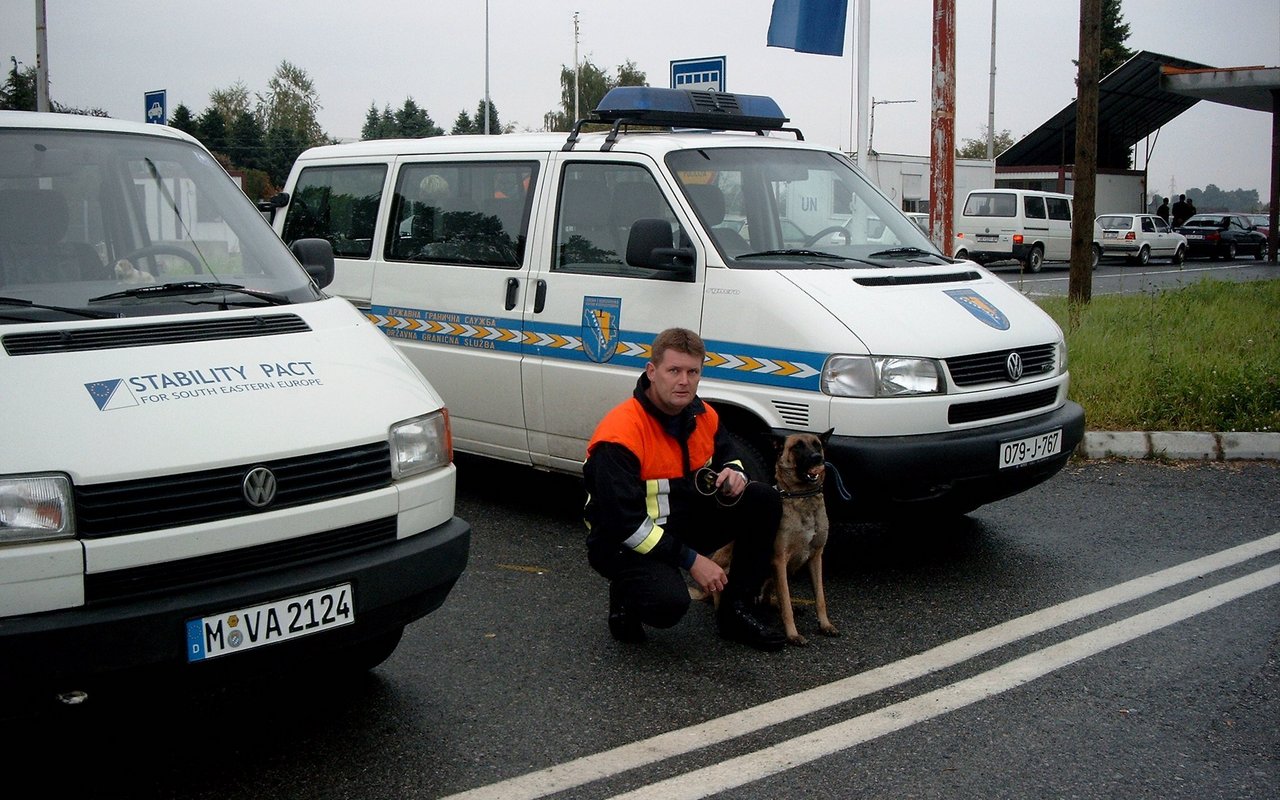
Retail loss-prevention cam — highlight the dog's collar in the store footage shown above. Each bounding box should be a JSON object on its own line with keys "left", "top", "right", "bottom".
{"left": 778, "top": 485, "right": 823, "bottom": 499}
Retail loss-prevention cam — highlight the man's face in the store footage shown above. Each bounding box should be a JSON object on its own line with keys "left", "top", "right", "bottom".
{"left": 645, "top": 348, "right": 702, "bottom": 415}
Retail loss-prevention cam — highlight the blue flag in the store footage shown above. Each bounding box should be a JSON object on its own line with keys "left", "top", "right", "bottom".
{"left": 767, "top": 0, "right": 849, "bottom": 57}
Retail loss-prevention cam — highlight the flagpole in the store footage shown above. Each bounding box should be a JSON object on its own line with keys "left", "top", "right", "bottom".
{"left": 855, "top": 0, "right": 870, "bottom": 169}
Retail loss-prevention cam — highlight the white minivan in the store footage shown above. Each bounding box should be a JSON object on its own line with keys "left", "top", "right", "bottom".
{"left": 0, "top": 112, "right": 469, "bottom": 701}
{"left": 954, "top": 188, "right": 1099, "bottom": 272}
{"left": 275, "top": 88, "right": 1085, "bottom": 520}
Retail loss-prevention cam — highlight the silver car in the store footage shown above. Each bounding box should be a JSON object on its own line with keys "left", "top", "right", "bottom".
{"left": 1096, "top": 213, "right": 1187, "bottom": 265}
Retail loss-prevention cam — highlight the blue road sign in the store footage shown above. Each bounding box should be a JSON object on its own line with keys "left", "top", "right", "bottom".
{"left": 145, "top": 90, "right": 167, "bottom": 125}
{"left": 670, "top": 57, "right": 726, "bottom": 92}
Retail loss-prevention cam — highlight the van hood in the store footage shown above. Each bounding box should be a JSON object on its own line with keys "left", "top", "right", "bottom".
{"left": 779, "top": 267, "right": 1062, "bottom": 356}
{"left": 1, "top": 298, "right": 443, "bottom": 483}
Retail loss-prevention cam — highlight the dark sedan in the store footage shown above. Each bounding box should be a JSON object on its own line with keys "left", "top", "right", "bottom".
{"left": 1174, "top": 213, "right": 1267, "bottom": 261}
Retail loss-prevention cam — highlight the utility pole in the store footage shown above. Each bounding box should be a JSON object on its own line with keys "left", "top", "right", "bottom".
{"left": 930, "top": 0, "right": 956, "bottom": 251}
{"left": 987, "top": 0, "right": 997, "bottom": 159}
{"left": 573, "top": 12, "right": 580, "bottom": 125}
{"left": 35, "top": 0, "right": 50, "bottom": 112}
{"left": 1069, "top": 0, "right": 1101, "bottom": 311}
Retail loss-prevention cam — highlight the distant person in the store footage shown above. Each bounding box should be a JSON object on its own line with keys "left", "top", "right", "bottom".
{"left": 1157, "top": 197, "right": 1170, "bottom": 223}
{"left": 1172, "top": 194, "right": 1190, "bottom": 227}
{"left": 1185, "top": 197, "right": 1197, "bottom": 218}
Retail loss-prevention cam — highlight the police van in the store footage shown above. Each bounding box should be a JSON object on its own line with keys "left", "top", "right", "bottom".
{"left": 274, "top": 88, "right": 1085, "bottom": 519}
{"left": 0, "top": 111, "right": 469, "bottom": 701}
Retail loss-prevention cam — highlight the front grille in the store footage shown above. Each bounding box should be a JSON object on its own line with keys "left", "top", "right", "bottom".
{"left": 84, "top": 517, "right": 397, "bottom": 604}
{"left": 945, "top": 344, "right": 1057, "bottom": 386}
{"left": 75, "top": 442, "right": 392, "bottom": 538}
{"left": 3, "top": 313, "right": 311, "bottom": 355}
{"left": 948, "top": 387, "right": 1058, "bottom": 424}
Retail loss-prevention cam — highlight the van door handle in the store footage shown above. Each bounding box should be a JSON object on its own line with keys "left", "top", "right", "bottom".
{"left": 504, "top": 278, "right": 519, "bottom": 310}
{"left": 534, "top": 279, "right": 547, "bottom": 313}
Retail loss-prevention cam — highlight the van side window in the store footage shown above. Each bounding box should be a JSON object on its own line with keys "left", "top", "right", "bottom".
{"left": 1046, "top": 197, "right": 1071, "bottom": 221}
{"left": 1023, "top": 196, "right": 1046, "bottom": 219}
{"left": 554, "top": 162, "right": 687, "bottom": 278}
{"left": 385, "top": 161, "right": 536, "bottom": 269}
{"left": 281, "top": 165, "right": 386, "bottom": 258}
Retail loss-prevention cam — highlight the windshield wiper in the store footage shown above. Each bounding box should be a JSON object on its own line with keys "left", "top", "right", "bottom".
{"left": 735, "top": 249, "right": 861, "bottom": 261}
{"left": 866, "top": 246, "right": 938, "bottom": 259}
{"left": 89, "top": 281, "right": 289, "bottom": 305}
{"left": 0, "top": 295, "right": 117, "bottom": 319}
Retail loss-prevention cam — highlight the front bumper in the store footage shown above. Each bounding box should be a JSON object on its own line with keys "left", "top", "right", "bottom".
{"left": 810, "top": 401, "right": 1085, "bottom": 516}
{"left": 0, "top": 516, "right": 470, "bottom": 693}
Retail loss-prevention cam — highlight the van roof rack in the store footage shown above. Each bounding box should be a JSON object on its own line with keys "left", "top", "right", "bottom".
{"left": 562, "top": 87, "right": 802, "bottom": 152}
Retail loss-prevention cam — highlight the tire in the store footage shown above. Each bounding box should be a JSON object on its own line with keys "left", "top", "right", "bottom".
{"left": 1254, "top": 244, "right": 1265, "bottom": 261}
{"left": 1225, "top": 242, "right": 1237, "bottom": 261}
{"left": 724, "top": 429, "right": 774, "bottom": 484}
{"left": 1172, "top": 245, "right": 1185, "bottom": 265}
{"left": 1091, "top": 243, "right": 1101, "bottom": 270}
{"left": 1024, "top": 245, "right": 1044, "bottom": 273}
{"left": 1136, "top": 245, "right": 1150, "bottom": 266}
{"left": 954, "top": 248, "right": 969, "bottom": 262}
{"left": 332, "top": 626, "right": 404, "bottom": 673}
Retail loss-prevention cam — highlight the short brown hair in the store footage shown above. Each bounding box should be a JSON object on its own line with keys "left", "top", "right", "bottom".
{"left": 649, "top": 327, "right": 705, "bottom": 365}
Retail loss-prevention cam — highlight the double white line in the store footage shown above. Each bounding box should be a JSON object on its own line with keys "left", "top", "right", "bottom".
{"left": 445, "top": 533, "right": 1280, "bottom": 800}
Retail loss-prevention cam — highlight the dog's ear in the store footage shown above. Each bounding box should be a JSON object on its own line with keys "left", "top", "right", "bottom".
{"left": 820, "top": 428, "right": 834, "bottom": 445}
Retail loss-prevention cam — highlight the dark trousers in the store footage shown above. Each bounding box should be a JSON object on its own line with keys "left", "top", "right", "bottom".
{"left": 588, "top": 481, "right": 781, "bottom": 628}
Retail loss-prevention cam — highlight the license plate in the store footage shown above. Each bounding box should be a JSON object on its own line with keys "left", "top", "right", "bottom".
{"left": 186, "top": 583, "right": 354, "bottom": 662}
{"left": 1104, "top": 230, "right": 1118, "bottom": 238}
{"left": 999, "top": 429, "right": 1062, "bottom": 469}
{"left": 976, "top": 234, "right": 999, "bottom": 242}
{"left": 1186, "top": 233, "right": 1203, "bottom": 240}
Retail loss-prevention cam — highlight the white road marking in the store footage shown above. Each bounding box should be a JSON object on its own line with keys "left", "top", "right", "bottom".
{"left": 614, "top": 564, "right": 1280, "bottom": 800}
{"left": 440, "top": 533, "right": 1280, "bottom": 800}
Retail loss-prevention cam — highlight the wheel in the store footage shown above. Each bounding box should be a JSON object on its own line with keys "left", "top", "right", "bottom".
{"left": 1091, "top": 243, "right": 1101, "bottom": 270}
{"left": 1172, "top": 245, "right": 1185, "bottom": 265}
{"left": 724, "top": 429, "right": 774, "bottom": 484}
{"left": 119, "top": 243, "right": 204, "bottom": 275}
{"left": 1254, "top": 244, "right": 1265, "bottom": 261}
{"left": 804, "top": 226, "right": 851, "bottom": 248}
{"left": 1136, "top": 245, "right": 1150, "bottom": 266}
{"left": 1024, "top": 245, "right": 1044, "bottom": 273}
{"left": 331, "top": 626, "right": 404, "bottom": 673}
{"left": 1224, "top": 242, "right": 1237, "bottom": 261}
{"left": 954, "top": 248, "right": 969, "bottom": 262}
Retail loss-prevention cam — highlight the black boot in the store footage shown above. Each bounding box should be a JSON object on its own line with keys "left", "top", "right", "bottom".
{"left": 608, "top": 583, "right": 645, "bottom": 643}
{"left": 717, "top": 599, "right": 786, "bottom": 651}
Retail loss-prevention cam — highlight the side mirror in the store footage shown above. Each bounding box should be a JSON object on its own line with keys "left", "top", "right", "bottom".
{"left": 290, "top": 237, "right": 335, "bottom": 289}
{"left": 626, "top": 218, "right": 695, "bottom": 276}
{"left": 257, "top": 192, "right": 290, "bottom": 217}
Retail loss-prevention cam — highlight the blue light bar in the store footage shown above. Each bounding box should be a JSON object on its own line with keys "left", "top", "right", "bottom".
{"left": 592, "top": 87, "right": 790, "bottom": 131}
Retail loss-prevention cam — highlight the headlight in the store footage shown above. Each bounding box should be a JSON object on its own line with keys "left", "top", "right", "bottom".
{"left": 821, "top": 355, "right": 944, "bottom": 398}
{"left": 0, "top": 475, "right": 74, "bottom": 543}
{"left": 1057, "top": 337, "right": 1069, "bottom": 375}
{"left": 390, "top": 411, "right": 452, "bottom": 479}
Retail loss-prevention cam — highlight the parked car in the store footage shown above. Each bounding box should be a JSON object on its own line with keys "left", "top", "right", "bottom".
{"left": 1174, "top": 213, "right": 1268, "bottom": 261}
{"left": 905, "top": 212, "right": 930, "bottom": 235}
{"left": 1243, "top": 213, "right": 1270, "bottom": 238}
{"left": 1096, "top": 213, "right": 1187, "bottom": 265}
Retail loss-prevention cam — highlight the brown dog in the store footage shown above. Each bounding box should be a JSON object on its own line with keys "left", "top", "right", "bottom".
{"left": 767, "top": 429, "right": 838, "bottom": 645}
{"left": 689, "top": 430, "right": 839, "bottom": 646}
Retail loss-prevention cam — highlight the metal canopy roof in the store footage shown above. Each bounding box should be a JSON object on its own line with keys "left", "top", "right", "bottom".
{"left": 996, "top": 50, "right": 1213, "bottom": 170}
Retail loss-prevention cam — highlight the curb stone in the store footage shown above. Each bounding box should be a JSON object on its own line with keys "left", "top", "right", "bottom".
{"left": 1078, "top": 431, "right": 1280, "bottom": 462}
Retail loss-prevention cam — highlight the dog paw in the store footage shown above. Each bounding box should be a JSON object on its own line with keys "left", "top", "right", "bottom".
{"left": 787, "top": 633, "right": 809, "bottom": 646}
{"left": 819, "top": 625, "right": 840, "bottom": 638}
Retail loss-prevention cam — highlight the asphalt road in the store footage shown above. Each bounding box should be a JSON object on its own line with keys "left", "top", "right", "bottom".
{"left": 6, "top": 456, "right": 1277, "bottom": 799}
{"left": 987, "top": 255, "right": 1277, "bottom": 297}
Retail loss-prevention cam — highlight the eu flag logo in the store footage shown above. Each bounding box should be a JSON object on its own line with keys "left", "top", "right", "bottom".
{"left": 85, "top": 379, "right": 138, "bottom": 411}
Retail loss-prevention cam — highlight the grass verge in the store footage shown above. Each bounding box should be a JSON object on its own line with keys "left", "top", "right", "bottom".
{"left": 1037, "top": 279, "right": 1280, "bottom": 433}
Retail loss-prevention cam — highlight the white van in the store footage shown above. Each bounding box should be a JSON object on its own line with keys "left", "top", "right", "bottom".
{"left": 0, "top": 112, "right": 469, "bottom": 700}
{"left": 954, "top": 188, "right": 1098, "bottom": 272}
{"left": 275, "top": 88, "right": 1084, "bottom": 520}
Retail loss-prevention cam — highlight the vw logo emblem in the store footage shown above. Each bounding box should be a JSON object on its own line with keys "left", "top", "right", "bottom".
{"left": 1005, "top": 351, "right": 1024, "bottom": 382}
{"left": 242, "top": 466, "right": 278, "bottom": 508}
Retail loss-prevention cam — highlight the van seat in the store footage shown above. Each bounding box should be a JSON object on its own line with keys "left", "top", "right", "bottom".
{"left": 0, "top": 189, "right": 103, "bottom": 285}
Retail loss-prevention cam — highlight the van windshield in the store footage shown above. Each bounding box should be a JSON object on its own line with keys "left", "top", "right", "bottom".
{"left": 0, "top": 127, "right": 319, "bottom": 323}
{"left": 666, "top": 147, "right": 944, "bottom": 268}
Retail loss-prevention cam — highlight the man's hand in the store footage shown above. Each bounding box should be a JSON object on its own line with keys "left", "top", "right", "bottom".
{"left": 714, "top": 466, "right": 747, "bottom": 498}
{"left": 689, "top": 552, "right": 727, "bottom": 594}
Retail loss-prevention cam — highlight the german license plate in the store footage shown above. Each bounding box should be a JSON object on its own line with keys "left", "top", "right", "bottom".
{"left": 1104, "top": 230, "right": 1118, "bottom": 238}
{"left": 1186, "top": 233, "right": 1203, "bottom": 240}
{"left": 976, "top": 234, "right": 998, "bottom": 242}
{"left": 999, "top": 429, "right": 1062, "bottom": 469}
{"left": 186, "top": 583, "right": 354, "bottom": 662}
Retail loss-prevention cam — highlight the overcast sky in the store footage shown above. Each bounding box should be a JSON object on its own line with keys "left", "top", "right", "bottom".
{"left": 3, "top": 0, "right": 1276, "bottom": 199}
